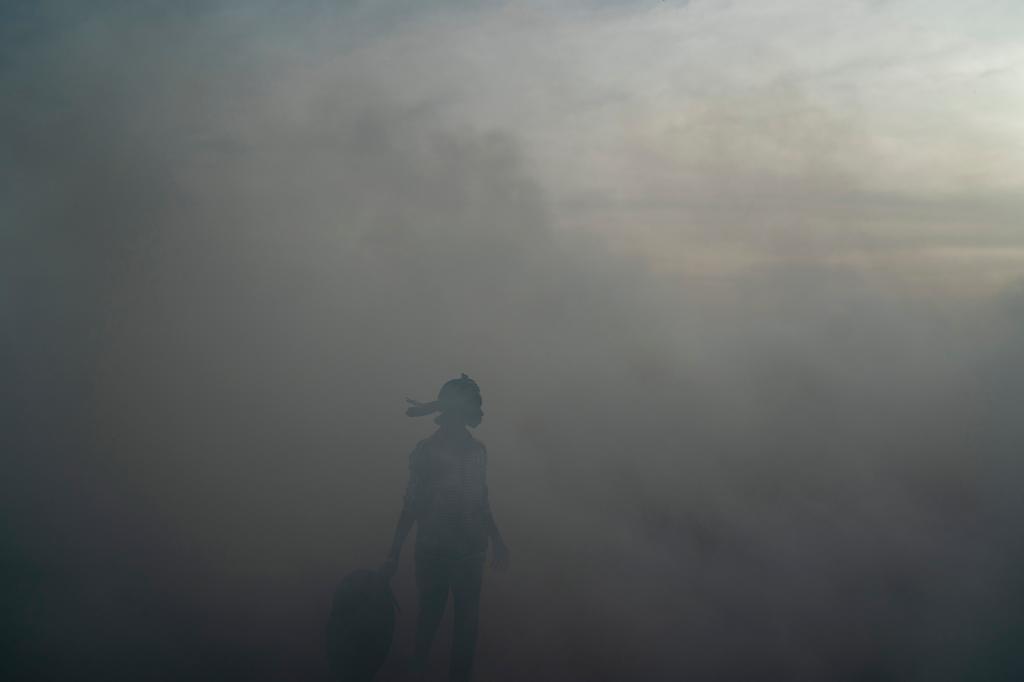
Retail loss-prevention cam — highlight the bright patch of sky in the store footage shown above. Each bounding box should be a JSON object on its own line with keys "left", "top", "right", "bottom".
{"left": 276, "top": 0, "right": 1021, "bottom": 291}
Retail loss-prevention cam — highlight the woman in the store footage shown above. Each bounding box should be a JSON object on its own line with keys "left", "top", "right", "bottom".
{"left": 382, "top": 374, "right": 510, "bottom": 682}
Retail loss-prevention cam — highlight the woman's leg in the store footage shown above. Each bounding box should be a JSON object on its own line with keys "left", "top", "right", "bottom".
{"left": 413, "top": 552, "right": 450, "bottom": 673}
{"left": 448, "top": 554, "right": 485, "bottom": 682}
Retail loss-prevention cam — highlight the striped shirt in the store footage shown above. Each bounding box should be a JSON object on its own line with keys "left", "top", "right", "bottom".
{"left": 402, "top": 428, "right": 493, "bottom": 557}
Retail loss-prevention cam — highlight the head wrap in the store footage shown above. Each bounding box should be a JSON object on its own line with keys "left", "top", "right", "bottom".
{"left": 406, "top": 373, "right": 482, "bottom": 419}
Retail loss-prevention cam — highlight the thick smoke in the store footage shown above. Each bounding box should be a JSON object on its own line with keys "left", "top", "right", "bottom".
{"left": 4, "top": 3, "right": 1024, "bottom": 681}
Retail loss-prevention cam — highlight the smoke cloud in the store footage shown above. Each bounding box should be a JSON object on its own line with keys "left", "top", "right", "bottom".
{"left": 5, "top": 2, "right": 1024, "bottom": 680}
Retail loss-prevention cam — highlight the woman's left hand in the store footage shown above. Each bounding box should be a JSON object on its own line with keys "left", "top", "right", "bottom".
{"left": 491, "top": 541, "right": 511, "bottom": 572}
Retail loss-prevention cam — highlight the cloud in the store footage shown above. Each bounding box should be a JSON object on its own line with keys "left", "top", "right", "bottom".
{"left": 4, "top": 2, "right": 1024, "bottom": 680}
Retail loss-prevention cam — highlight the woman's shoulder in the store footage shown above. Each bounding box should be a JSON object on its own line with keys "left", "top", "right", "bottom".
{"left": 414, "top": 429, "right": 486, "bottom": 455}
{"left": 468, "top": 434, "right": 487, "bottom": 457}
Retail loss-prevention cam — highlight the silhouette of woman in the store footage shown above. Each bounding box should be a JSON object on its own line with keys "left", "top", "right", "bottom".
{"left": 382, "top": 374, "right": 509, "bottom": 682}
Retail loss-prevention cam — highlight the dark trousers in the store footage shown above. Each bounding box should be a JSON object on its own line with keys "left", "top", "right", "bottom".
{"left": 413, "top": 549, "right": 485, "bottom": 682}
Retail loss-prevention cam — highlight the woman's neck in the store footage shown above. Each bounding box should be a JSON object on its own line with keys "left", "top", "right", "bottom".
{"left": 438, "top": 421, "right": 469, "bottom": 437}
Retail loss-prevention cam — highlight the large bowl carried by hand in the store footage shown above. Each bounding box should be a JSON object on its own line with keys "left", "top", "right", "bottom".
{"left": 326, "top": 569, "right": 397, "bottom": 682}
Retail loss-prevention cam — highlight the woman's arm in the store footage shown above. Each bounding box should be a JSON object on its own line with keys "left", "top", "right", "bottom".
{"left": 381, "top": 444, "right": 425, "bottom": 577}
{"left": 384, "top": 508, "right": 415, "bottom": 570}
{"left": 481, "top": 448, "right": 510, "bottom": 571}
{"left": 483, "top": 496, "right": 504, "bottom": 546}
{"left": 484, "top": 501, "right": 510, "bottom": 571}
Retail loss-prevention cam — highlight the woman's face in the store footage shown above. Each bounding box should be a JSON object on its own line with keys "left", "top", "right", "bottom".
{"left": 450, "top": 403, "right": 483, "bottom": 428}
{"left": 466, "top": 408, "right": 483, "bottom": 428}
{"left": 440, "top": 387, "right": 483, "bottom": 427}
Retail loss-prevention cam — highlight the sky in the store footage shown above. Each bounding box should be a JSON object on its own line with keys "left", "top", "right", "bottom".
{"left": 4, "top": 1, "right": 1024, "bottom": 680}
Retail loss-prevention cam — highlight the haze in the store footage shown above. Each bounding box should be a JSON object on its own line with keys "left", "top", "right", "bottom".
{"left": 4, "top": 1, "right": 1024, "bottom": 680}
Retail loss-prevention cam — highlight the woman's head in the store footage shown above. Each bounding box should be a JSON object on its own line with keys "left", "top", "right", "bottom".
{"left": 405, "top": 373, "right": 484, "bottom": 427}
